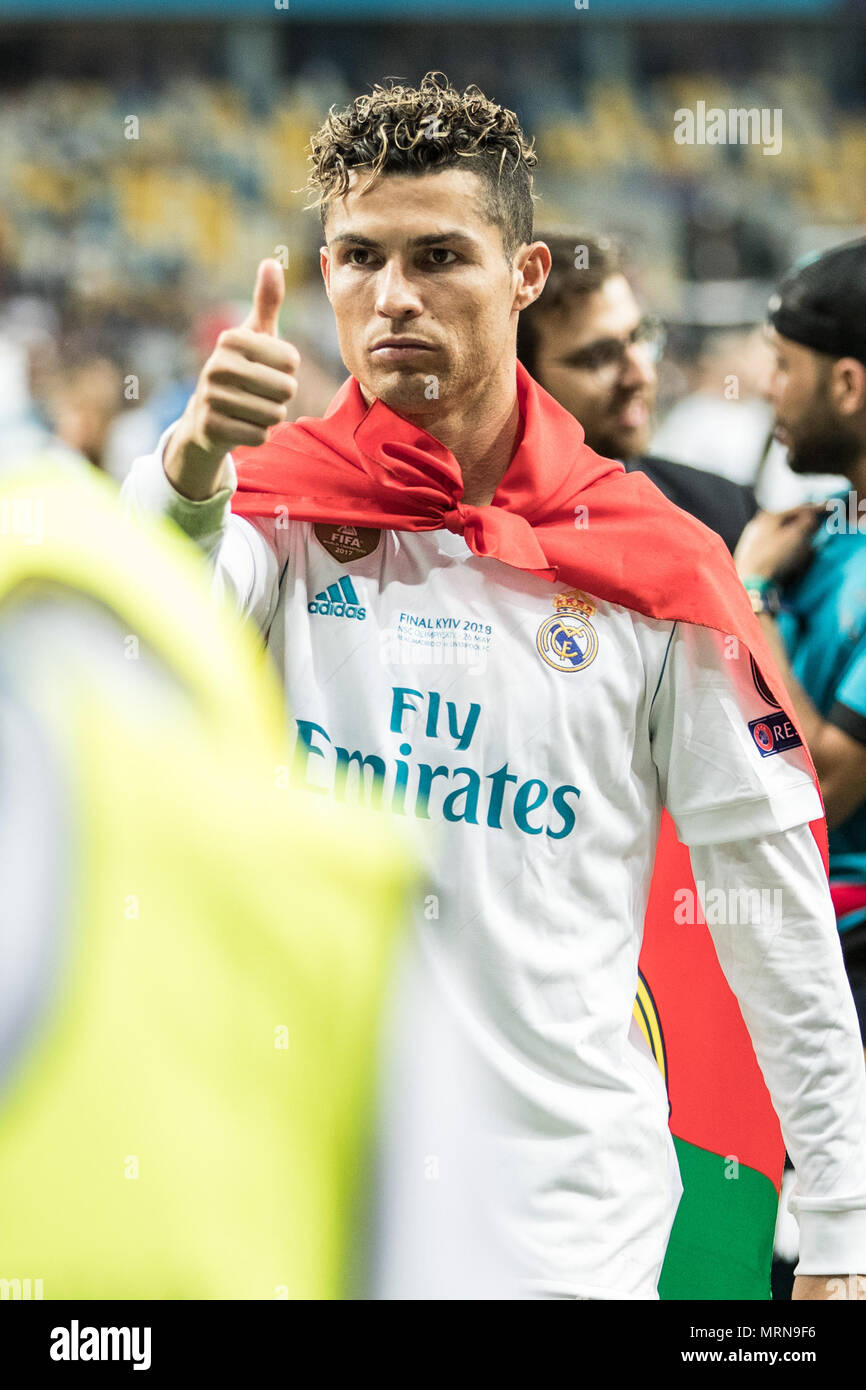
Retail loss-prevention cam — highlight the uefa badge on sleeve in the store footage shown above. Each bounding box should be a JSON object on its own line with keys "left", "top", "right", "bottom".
{"left": 748, "top": 712, "right": 803, "bottom": 757}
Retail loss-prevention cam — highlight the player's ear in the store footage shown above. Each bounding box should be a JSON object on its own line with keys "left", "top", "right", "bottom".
{"left": 320, "top": 246, "right": 332, "bottom": 301}
{"left": 832, "top": 356, "right": 866, "bottom": 417}
{"left": 513, "top": 241, "right": 551, "bottom": 313}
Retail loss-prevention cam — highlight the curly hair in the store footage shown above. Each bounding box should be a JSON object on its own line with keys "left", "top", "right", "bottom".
{"left": 306, "top": 72, "right": 537, "bottom": 257}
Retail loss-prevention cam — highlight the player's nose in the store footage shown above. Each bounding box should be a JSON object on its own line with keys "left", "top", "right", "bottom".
{"left": 620, "top": 342, "right": 656, "bottom": 390}
{"left": 761, "top": 366, "right": 783, "bottom": 407}
{"left": 375, "top": 259, "right": 424, "bottom": 319}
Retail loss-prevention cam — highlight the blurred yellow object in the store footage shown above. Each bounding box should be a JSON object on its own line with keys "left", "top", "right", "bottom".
{"left": 0, "top": 463, "right": 411, "bottom": 1299}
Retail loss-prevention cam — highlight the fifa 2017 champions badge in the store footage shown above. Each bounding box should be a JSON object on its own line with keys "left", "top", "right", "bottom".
{"left": 536, "top": 589, "right": 599, "bottom": 673}
{"left": 314, "top": 523, "right": 381, "bottom": 564}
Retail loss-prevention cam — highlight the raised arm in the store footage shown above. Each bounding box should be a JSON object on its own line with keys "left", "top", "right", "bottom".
{"left": 164, "top": 258, "right": 299, "bottom": 501}
{"left": 121, "top": 259, "right": 299, "bottom": 633}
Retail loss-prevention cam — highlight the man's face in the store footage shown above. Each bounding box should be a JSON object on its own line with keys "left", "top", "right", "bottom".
{"left": 530, "top": 274, "right": 657, "bottom": 461}
{"left": 320, "top": 168, "right": 532, "bottom": 416}
{"left": 764, "top": 328, "right": 861, "bottom": 476}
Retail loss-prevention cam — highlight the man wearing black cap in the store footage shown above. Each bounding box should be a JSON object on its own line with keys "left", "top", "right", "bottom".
{"left": 734, "top": 236, "right": 866, "bottom": 1041}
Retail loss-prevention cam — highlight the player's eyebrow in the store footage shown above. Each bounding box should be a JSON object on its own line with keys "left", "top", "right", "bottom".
{"left": 329, "top": 230, "right": 478, "bottom": 249}
{"left": 329, "top": 233, "right": 382, "bottom": 248}
{"left": 557, "top": 337, "right": 620, "bottom": 363}
{"left": 411, "top": 231, "right": 477, "bottom": 248}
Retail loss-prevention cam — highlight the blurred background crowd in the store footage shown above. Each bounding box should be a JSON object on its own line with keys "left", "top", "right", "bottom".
{"left": 1, "top": 4, "right": 864, "bottom": 496}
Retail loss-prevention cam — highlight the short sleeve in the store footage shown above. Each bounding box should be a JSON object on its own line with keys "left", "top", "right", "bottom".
{"left": 829, "top": 639, "right": 866, "bottom": 747}
{"left": 649, "top": 622, "right": 823, "bottom": 845}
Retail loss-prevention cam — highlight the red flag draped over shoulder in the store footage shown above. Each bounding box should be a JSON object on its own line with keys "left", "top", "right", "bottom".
{"left": 234, "top": 361, "right": 829, "bottom": 1295}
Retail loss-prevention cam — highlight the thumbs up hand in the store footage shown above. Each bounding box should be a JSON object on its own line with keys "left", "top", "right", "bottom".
{"left": 243, "top": 257, "right": 286, "bottom": 336}
{"left": 165, "top": 258, "right": 300, "bottom": 500}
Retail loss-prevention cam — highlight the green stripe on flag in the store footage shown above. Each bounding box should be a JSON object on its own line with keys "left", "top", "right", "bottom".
{"left": 659, "top": 1137, "right": 778, "bottom": 1300}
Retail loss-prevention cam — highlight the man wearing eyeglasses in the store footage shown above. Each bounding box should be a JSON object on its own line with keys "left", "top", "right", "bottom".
{"left": 517, "top": 233, "right": 758, "bottom": 553}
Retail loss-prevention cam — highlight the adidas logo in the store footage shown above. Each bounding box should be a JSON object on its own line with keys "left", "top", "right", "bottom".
{"left": 307, "top": 576, "right": 366, "bottom": 621}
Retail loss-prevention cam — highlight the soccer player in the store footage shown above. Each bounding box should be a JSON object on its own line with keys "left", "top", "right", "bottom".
{"left": 123, "top": 73, "right": 866, "bottom": 1300}
{"left": 516, "top": 231, "right": 757, "bottom": 552}
{"left": 733, "top": 238, "right": 866, "bottom": 1043}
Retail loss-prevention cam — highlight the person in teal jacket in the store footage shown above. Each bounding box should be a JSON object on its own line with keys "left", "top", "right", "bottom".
{"left": 734, "top": 237, "right": 866, "bottom": 1039}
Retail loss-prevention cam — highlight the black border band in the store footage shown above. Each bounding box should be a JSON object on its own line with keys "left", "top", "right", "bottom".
{"left": 828, "top": 700, "right": 866, "bottom": 748}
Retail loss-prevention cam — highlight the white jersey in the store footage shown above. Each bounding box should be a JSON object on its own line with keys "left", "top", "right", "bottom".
{"left": 123, "top": 436, "right": 866, "bottom": 1298}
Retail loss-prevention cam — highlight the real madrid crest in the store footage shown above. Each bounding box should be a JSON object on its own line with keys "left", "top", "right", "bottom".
{"left": 536, "top": 588, "right": 599, "bottom": 673}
